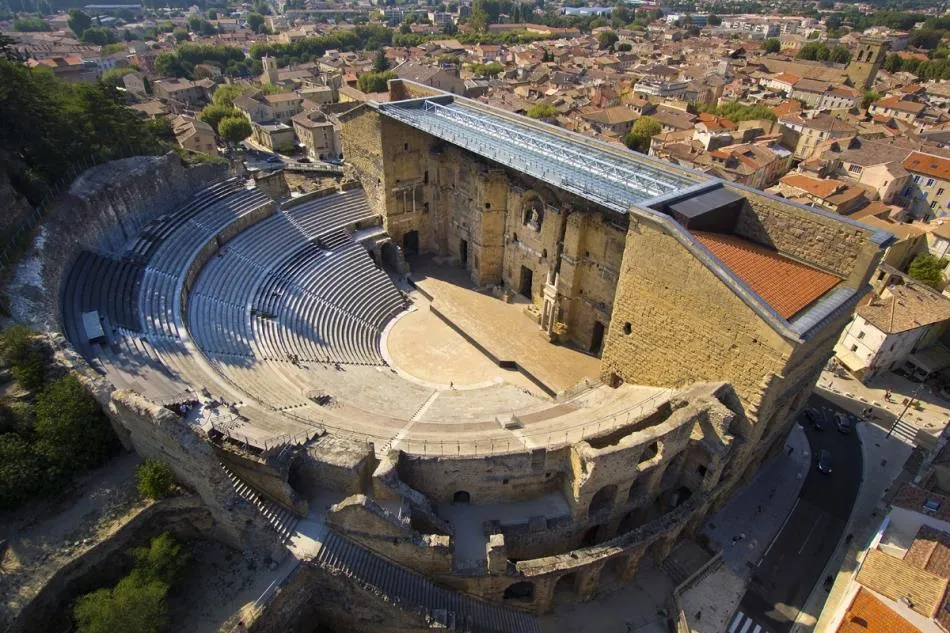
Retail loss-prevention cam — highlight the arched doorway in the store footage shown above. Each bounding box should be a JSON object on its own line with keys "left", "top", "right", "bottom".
{"left": 581, "top": 524, "right": 608, "bottom": 547}
{"left": 552, "top": 572, "right": 577, "bottom": 603}
{"left": 402, "top": 230, "right": 419, "bottom": 256}
{"left": 588, "top": 484, "right": 617, "bottom": 519}
{"left": 453, "top": 490, "right": 471, "bottom": 504}
{"left": 503, "top": 581, "right": 534, "bottom": 602}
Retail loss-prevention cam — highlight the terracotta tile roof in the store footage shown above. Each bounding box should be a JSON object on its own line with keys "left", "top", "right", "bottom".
{"left": 856, "top": 548, "right": 949, "bottom": 618}
{"left": 904, "top": 151, "right": 950, "bottom": 182}
{"left": 873, "top": 95, "right": 926, "bottom": 114}
{"left": 893, "top": 485, "right": 950, "bottom": 523}
{"left": 773, "top": 72, "right": 801, "bottom": 84}
{"left": 780, "top": 173, "right": 848, "bottom": 199}
{"left": 836, "top": 588, "right": 922, "bottom": 633}
{"left": 692, "top": 231, "right": 842, "bottom": 319}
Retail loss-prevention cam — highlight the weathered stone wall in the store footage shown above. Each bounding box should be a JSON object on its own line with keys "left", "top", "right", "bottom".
{"left": 290, "top": 435, "right": 375, "bottom": 497}
{"left": 327, "top": 495, "right": 453, "bottom": 576}
{"left": 10, "top": 497, "right": 214, "bottom": 633}
{"left": 600, "top": 219, "right": 792, "bottom": 409}
{"left": 215, "top": 445, "right": 307, "bottom": 515}
{"left": 728, "top": 184, "right": 875, "bottom": 281}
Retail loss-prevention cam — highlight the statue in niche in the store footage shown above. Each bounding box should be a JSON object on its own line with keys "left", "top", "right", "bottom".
{"left": 523, "top": 197, "right": 544, "bottom": 232}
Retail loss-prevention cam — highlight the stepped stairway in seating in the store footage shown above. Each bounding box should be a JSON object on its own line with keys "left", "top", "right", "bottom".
{"left": 221, "top": 464, "right": 299, "bottom": 543}
{"left": 314, "top": 530, "right": 541, "bottom": 633}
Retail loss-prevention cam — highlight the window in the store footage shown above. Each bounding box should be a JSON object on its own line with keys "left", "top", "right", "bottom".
{"left": 857, "top": 331, "right": 865, "bottom": 339}
{"left": 851, "top": 345, "right": 858, "bottom": 352}
{"left": 848, "top": 164, "right": 863, "bottom": 174}
{"left": 927, "top": 178, "right": 936, "bottom": 187}
{"left": 939, "top": 188, "right": 946, "bottom": 197}
{"left": 932, "top": 200, "right": 939, "bottom": 210}
{"left": 914, "top": 175, "right": 922, "bottom": 183}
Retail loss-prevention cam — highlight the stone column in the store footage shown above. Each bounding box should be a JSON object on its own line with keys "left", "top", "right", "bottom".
{"left": 575, "top": 563, "right": 604, "bottom": 602}
{"left": 534, "top": 576, "right": 558, "bottom": 614}
{"left": 616, "top": 547, "right": 646, "bottom": 583}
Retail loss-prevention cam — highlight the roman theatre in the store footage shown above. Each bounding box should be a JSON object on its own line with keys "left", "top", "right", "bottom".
{"left": 30, "top": 80, "right": 891, "bottom": 631}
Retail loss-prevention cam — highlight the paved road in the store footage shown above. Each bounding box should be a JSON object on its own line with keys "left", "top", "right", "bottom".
{"left": 729, "top": 394, "right": 863, "bottom": 633}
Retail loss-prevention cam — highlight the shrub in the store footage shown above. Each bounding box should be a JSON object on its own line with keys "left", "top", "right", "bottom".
{"left": 526, "top": 103, "right": 557, "bottom": 119}
{"left": 356, "top": 70, "right": 396, "bottom": 94}
{"left": 136, "top": 459, "right": 174, "bottom": 499}
{"left": 0, "top": 433, "right": 43, "bottom": 509}
{"left": 131, "top": 532, "right": 189, "bottom": 585}
{"left": 0, "top": 325, "right": 51, "bottom": 392}
{"left": 34, "top": 375, "right": 116, "bottom": 473}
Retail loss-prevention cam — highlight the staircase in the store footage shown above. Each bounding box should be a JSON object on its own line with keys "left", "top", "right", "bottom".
{"left": 221, "top": 464, "right": 299, "bottom": 543}
{"left": 314, "top": 530, "right": 541, "bottom": 633}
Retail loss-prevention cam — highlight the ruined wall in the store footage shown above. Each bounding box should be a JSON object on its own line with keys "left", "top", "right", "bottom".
{"left": 600, "top": 219, "right": 792, "bottom": 411}
{"left": 340, "top": 106, "right": 389, "bottom": 220}
{"left": 327, "top": 495, "right": 453, "bottom": 576}
{"left": 10, "top": 496, "right": 214, "bottom": 633}
{"left": 250, "top": 563, "right": 432, "bottom": 633}
{"left": 290, "top": 435, "right": 375, "bottom": 497}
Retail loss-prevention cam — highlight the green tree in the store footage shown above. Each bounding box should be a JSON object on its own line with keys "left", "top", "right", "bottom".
{"left": 67, "top": 9, "right": 92, "bottom": 37}
{"left": 136, "top": 459, "right": 175, "bottom": 499}
{"left": 1, "top": 325, "right": 50, "bottom": 392}
{"left": 373, "top": 48, "right": 390, "bottom": 72}
{"left": 0, "top": 434, "right": 43, "bottom": 509}
{"left": 471, "top": 61, "right": 503, "bottom": 77}
{"left": 707, "top": 13, "right": 721, "bottom": 26}
{"left": 861, "top": 89, "right": 881, "bottom": 109}
{"left": 212, "top": 83, "right": 252, "bottom": 107}
{"left": 14, "top": 16, "right": 51, "bottom": 31}
{"left": 198, "top": 103, "right": 240, "bottom": 130}
{"left": 829, "top": 45, "right": 851, "bottom": 64}
{"left": 81, "top": 28, "right": 118, "bottom": 45}
{"left": 597, "top": 30, "right": 618, "bottom": 49}
{"left": 34, "top": 375, "right": 116, "bottom": 473}
{"left": 172, "top": 27, "right": 189, "bottom": 42}
{"left": 623, "top": 115, "right": 661, "bottom": 153}
{"left": 469, "top": 1, "right": 489, "bottom": 33}
{"left": 100, "top": 67, "right": 136, "bottom": 88}
{"left": 74, "top": 575, "right": 169, "bottom": 633}
{"left": 443, "top": 20, "right": 457, "bottom": 35}
{"left": 884, "top": 53, "right": 903, "bottom": 73}
{"left": 526, "top": 102, "right": 557, "bottom": 119}
{"left": 217, "top": 116, "right": 252, "bottom": 145}
{"left": 207, "top": 8, "right": 217, "bottom": 19}
{"left": 357, "top": 70, "right": 396, "bottom": 93}
{"left": 762, "top": 38, "right": 781, "bottom": 54}
{"left": 908, "top": 252, "right": 948, "bottom": 289}
{"left": 246, "top": 12, "right": 266, "bottom": 33}
{"left": 131, "top": 532, "right": 189, "bottom": 585}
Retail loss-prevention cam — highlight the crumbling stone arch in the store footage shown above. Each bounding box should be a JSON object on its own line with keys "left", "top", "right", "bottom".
{"left": 581, "top": 523, "right": 609, "bottom": 546}
{"left": 452, "top": 490, "right": 471, "bottom": 504}
{"left": 588, "top": 484, "right": 617, "bottom": 519}
{"left": 503, "top": 580, "right": 535, "bottom": 602}
{"left": 552, "top": 572, "right": 578, "bottom": 601}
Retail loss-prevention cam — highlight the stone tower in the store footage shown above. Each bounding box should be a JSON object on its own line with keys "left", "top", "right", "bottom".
{"left": 262, "top": 55, "right": 279, "bottom": 85}
{"left": 846, "top": 37, "right": 888, "bottom": 90}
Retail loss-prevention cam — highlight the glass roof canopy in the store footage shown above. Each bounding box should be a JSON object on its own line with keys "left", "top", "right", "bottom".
{"left": 378, "top": 97, "right": 707, "bottom": 214}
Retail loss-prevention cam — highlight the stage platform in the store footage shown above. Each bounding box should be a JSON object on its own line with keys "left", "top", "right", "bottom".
{"left": 403, "top": 258, "right": 602, "bottom": 396}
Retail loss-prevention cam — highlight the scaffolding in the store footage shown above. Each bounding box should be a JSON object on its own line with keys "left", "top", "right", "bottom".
{"left": 379, "top": 99, "right": 703, "bottom": 213}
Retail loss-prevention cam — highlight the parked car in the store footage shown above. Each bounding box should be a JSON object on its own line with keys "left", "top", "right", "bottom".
{"left": 835, "top": 412, "right": 854, "bottom": 434}
{"left": 817, "top": 449, "right": 833, "bottom": 474}
{"left": 804, "top": 408, "right": 823, "bottom": 430}
{"left": 266, "top": 155, "right": 283, "bottom": 163}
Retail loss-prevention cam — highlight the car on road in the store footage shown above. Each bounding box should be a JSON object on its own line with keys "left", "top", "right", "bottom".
{"left": 266, "top": 155, "right": 283, "bottom": 163}
{"left": 835, "top": 412, "right": 854, "bottom": 434}
{"left": 817, "top": 449, "right": 833, "bottom": 474}
{"left": 804, "top": 408, "right": 823, "bottom": 430}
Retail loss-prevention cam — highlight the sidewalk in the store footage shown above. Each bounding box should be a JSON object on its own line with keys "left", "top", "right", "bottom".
{"left": 818, "top": 368, "right": 950, "bottom": 435}
{"left": 679, "top": 425, "right": 810, "bottom": 633}
{"left": 792, "top": 422, "right": 912, "bottom": 633}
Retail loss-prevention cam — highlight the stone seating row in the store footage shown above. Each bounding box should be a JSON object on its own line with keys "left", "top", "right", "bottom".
{"left": 283, "top": 189, "right": 376, "bottom": 240}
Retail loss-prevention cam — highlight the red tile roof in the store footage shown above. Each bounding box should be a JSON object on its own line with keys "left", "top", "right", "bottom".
{"left": 836, "top": 588, "right": 921, "bottom": 633}
{"left": 904, "top": 151, "right": 950, "bottom": 182}
{"left": 692, "top": 231, "right": 842, "bottom": 319}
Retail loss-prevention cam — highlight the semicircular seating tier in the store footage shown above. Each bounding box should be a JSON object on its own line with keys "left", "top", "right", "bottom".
{"left": 61, "top": 180, "right": 671, "bottom": 453}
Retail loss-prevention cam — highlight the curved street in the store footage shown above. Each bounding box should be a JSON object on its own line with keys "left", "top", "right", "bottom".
{"left": 732, "top": 394, "right": 863, "bottom": 633}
